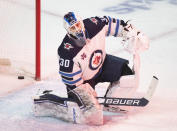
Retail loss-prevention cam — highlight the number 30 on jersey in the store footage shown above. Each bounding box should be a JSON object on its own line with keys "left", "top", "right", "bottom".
{"left": 59, "top": 58, "right": 70, "bottom": 67}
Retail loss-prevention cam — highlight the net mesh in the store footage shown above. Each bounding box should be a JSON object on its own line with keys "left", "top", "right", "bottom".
{"left": 0, "top": 0, "right": 65, "bottom": 80}
{"left": 0, "top": 0, "right": 36, "bottom": 78}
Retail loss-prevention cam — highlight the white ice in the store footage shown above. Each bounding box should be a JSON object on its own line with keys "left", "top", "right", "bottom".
{"left": 0, "top": 0, "right": 177, "bottom": 131}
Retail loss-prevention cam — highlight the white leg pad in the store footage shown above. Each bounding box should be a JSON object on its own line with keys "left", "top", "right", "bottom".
{"left": 73, "top": 84, "right": 103, "bottom": 125}
{"left": 119, "top": 75, "right": 136, "bottom": 88}
{"left": 34, "top": 84, "right": 103, "bottom": 125}
{"left": 106, "top": 75, "right": 138, "bottom": 98}
{"left": 34, "top": 100, "right": 84, "bottom": 124}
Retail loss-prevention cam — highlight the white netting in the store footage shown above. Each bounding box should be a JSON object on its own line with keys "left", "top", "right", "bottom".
{"left": 0, "top": 0, "right": 36, "bottom": 78}
{"left": 0, "top": 0, "right": 69, "bottom": 80}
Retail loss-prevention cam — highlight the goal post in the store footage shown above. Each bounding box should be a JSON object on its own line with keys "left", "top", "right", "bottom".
{"left": 35, "top": 0, "right": 41, "bottom": 81}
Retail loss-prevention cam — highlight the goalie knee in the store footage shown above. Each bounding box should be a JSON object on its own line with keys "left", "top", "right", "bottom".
{"left": 105, "top": 75, "right": 137, "bottom": 98}
{"left": 119, "top": 75, "right": 136, "bottom": 88}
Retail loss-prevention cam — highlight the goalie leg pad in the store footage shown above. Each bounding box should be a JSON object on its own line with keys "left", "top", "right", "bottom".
{"left": 106, "top": 75, "right": 137, "bottom": 98}
{"left": 105, "top": 53, "right": 141, "bottom": 98}
{"left": 33, "top": 83, "right": 103, "bottom": 125}
{"left": 72, "top": 84, "right": 103, "bottom": 125}
{"left": 119, "top": 75, "right": 136, "bottom": 88}
{"left": 103, "top": 75, "right": 138, "bottom": 111}
{"left": 33, "top": 94, "right": 84, "bottom": 124}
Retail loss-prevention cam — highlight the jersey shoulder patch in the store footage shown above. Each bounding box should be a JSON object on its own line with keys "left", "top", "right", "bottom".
{"left": 83, "top": 16, "right": 107, "bottom": 39}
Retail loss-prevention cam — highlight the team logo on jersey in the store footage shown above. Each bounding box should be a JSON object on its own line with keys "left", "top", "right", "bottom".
{"left": 81, "top": 53, "right": 87, "bottom": 60}
{"left": 64, "top": 43, "right": 74, "bottom": 50}
{"left": 99, "top": 16, "right": 108, "bottom": 24}
{"left": 90, "top": 18, "right": 98, "bottom": 25}
{"left": 89, "top": 50, "right": 103, "bottom": 70}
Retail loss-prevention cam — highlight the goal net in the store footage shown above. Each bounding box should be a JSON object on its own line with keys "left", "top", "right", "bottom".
{"left": 0, "top": 0, "right": 38, "bottom": 79}
{"left": 0, "top": 0, "right": 63, "bottom": 80}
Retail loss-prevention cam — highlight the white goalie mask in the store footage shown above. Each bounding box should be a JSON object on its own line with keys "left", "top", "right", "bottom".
{"left": 63, "top": 12, "right": 86, "bottom": 45}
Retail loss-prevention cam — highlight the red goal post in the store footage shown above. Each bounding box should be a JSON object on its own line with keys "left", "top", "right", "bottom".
{"left": 35, "top": 0, "right": 41, "bottom": 80}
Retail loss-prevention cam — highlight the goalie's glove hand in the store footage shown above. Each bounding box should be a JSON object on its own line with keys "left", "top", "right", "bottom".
{"left": 120, "top": 20, "right": 139, "bottom": 46}
{"left": 120, "top": 20, "right": 149, "bottom": 54}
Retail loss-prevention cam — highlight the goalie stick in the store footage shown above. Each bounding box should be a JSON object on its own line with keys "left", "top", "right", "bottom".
{"left": 97, "top": 76, "right": 159, "bottom": 107}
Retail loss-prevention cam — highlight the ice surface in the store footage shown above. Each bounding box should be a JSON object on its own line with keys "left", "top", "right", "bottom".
{"left": 1, "top": 0, "right": 177, "bottom": 130}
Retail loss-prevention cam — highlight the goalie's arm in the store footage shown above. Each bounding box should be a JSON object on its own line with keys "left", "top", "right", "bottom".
{"left": 102, "top": 16, "right": 126, "bottom": 37}
{"left": 103, "top": 16, "right": 149, "bottom": 53}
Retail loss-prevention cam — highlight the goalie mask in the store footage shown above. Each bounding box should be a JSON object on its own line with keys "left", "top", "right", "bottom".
{"left": 63, "top": 12, "right": 86, "bottom": 46}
